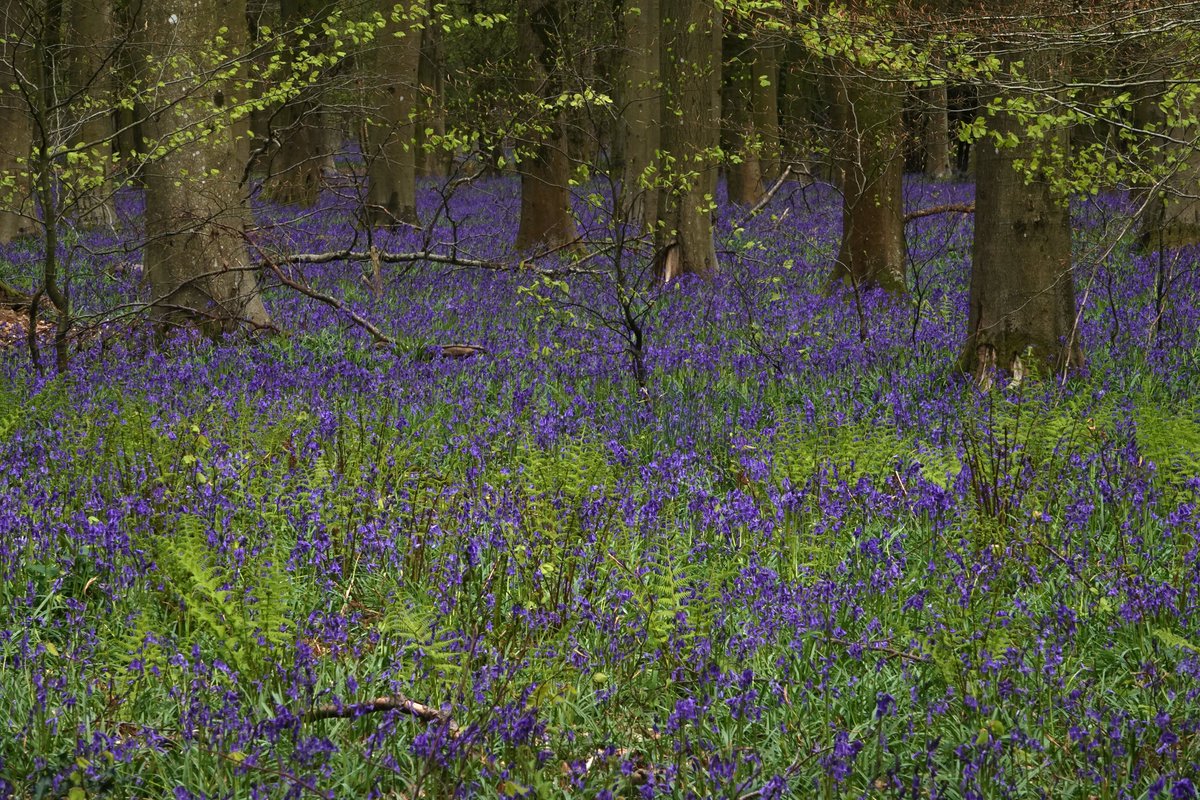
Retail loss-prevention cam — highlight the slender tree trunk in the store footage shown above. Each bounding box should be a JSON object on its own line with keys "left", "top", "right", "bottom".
{"left": 112, "top": 0, "right": 146, "bottom": 185}
{"left": 140, "top": 0, "right": 270, "bottom": 333}
{"left": 923, "top": 84, "right": 952, "bottom": 181}
{"left": 514, "top": 0, "right": 578, "bottom": 251}
{"left": 751, "top": 40, "right": 781, "bottom": 184}
{"left": 262, "top": 0, "right": 331, "bottom": 207}
{"left": 415, "top": 23, "right": 448, "bottom": 178}
{"left": 725, "top": 36, "right": 763, "bottom": 207}
{"left": 65, "top": 0, "right": 116, "bottom": 226}
{"left": 826, "top": 65, "right": 906, "bottom": 294}
{"left": 364, "top": 0, "right": 423, "bottom": 227}
{"left": 244, "top": 0, "right": 275, "bottom": 176}
{"left": 618, "top": 0, "right": 661, "bottom": 232}
{"left": 1137, "top": 73, "right": 1200, "bottom": 250}
{"left": 960, "top": 48, "right": 1082, "bottom": 382}
{"left": 0, "top": 2, "right": 34, "bottom": 243}
{"left": 778, "top": 44, "right": 818, "bottom": 183}
{"left": 656, "top": 0, "right": 720, "bottom": 281}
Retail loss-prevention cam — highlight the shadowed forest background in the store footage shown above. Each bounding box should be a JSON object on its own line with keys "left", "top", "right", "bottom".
{"left": 3, "top": 1, "right": 1200, "bottom": 798}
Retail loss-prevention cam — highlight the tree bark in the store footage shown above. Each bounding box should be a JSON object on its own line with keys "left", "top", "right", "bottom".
{"left": 513, "top": 0, "right": 578, "bottom": 251}
{"left": 656, "top": 0, "right": 720, "bottom": 281}
{"left": 923, "top": 84, "right": 952, "bottom": 181}
{"left": 778, "top": 44, "right": 819, "bottom": 183}
{"left": 64, "top": 0, "right": 117, "bottom": 226}
{"left": 0, "top": 1, "right": 34, "bottom": 243}
{"left": 364, "top": 0, "right": 423, "bottom": 227}
{"left": 751, "top": 40, "right": 781, "bottom": 184}
{"left": 140, "top": 0, "right": 270, "bottom": 333}
{"left": 826, "top": 65, "right": 906, "bottom": 294}
{"left": 415, "top": 23, "right": 449, "bottom": 178}
{"left": 960, "top": 48, "right": 1082, "bottom": 382}
{"left": 725, "top": 36, "right": 763, "bottom": 207}
{"left": 1137, "top": 74, "right": 1200, "bottom": 250}
{"left": 262, "top": 0, "right": 331, "bottom": 207}
{"left": 618, "top": 0, "right": 661, "bottom": 232}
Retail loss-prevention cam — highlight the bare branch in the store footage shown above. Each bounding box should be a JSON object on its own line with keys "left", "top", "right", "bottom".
{"left": 904, "top": 203, "right": 975, "bottom": 223}
{"left": 303, "top": 694, "right": 460, "bottom": 737}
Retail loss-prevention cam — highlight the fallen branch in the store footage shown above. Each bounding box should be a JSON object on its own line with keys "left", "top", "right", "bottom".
{"left": 734, "top": 165, "right": 793, "bottom": 228}
{"left": 304, "top": 694, "right": 461, "bottom": 737}
{"left": 248, "top": 241, "right": 397, "bottom": 347}
{"left": 904, "top": 203, "right": 975, "bottom": 223}
{"left": 827, "top": 636, "right": 929, "bottom": 664}
{"left": 440, "top": 343, "right": 488, "bottom": 359}
{"left": 270, "top": 248, "right": 607, "bottom": 278}
{"left": 0, "top": 280, "right": 52, "bottom": 312}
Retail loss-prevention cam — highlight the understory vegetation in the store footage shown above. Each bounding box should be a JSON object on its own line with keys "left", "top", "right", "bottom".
{"left": 2, "top": 178, "right": 1200, "bottom": 799}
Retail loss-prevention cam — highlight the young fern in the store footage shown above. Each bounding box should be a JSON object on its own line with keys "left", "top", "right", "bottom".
{"left": 1135, "top": 405, "right": 1200, "bottom": 480}
{"left": 0, "top": 386, "right": 21, "bottom": 442}
{"left": 150, "top": 514, "right": 292, "bottom": 678}
{"left": 381, "top": 587, "right": 462, "bottom": 683}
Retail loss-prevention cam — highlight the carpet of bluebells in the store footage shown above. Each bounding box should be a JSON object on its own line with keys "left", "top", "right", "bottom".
{"left": 2, "top": 175, "right": 1200, "bottom": 799}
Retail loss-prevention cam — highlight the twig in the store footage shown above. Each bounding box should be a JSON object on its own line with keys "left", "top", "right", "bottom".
{"left": 734, "top": 165, "right": 794, "bottom": 228}
{"left": 247, "top": 240, "right": 396, "bottom": 346}
{"left": 304, "top": 694, "right": 461, "bottom": 737}
{"left": 904, "top": 203, "right": 975, "bottom": 223}
{"left": 827, "top": 636, "right": 929, "bottom": 664}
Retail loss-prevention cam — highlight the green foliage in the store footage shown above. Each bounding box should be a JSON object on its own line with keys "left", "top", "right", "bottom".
{"left": 381, "top": 587, "right": 462, "bottom": 684}
{"left": 146, "top": 514, "right": 292, "bottom": 679}
{"left": 0, "top": 384, "right": 21, "bottom": 442}
{"left": 511, "top": 433, "right": 615, "bottom": 499}
{"left": 771, "top": 416, "right": 960, "bottom": 488}
{"left": 1134, "top": 404, "right": 1200, "bottom": 479}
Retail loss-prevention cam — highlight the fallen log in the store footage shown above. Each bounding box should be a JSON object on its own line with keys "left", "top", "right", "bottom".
{"left": 440, "top": 343, "right": 487, "bottom": 359}
{"left": 904, "top": 203, "right": 974, "bottom": 223}
{"left": 304, "top": 693, "right": 461, "bottom": 736}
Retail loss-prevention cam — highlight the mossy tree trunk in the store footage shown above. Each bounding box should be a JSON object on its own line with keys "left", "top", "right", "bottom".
{"left": 65, "top": 0, "right": 117, "bottom": 226}
{"left": 751, "top": 39, "right": 781, "bottom": 184}
{"left": 923, "top": 84, "right": 952, "bottom": 181}
{"left": 1136, "top": 73, "right": 1200, "bottom": 250}
{"left": 725, "top": 34, "right": 763, "bottom": 207}
{"left": 415, "top": 23, "right": 449, "bottom": 178}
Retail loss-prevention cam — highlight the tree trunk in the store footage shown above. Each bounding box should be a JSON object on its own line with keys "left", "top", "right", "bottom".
{"left": 827, "top": 65, "right": 906, "bottom": 294}
{"left": 415, "top": 23, "right": 449, "bottom": 178}
{"left": 514, "top": 0, "right": 578, "bottom": 251}
{"left": 751, "top": 40, "right": 781, "bottom": 184}
{"left": 262, "top": 0, "right": 331, "bottom": 207}
{"left": 725, "top": 36, "right": 762, "bottom": 207}
{"left": 778, "top": 44, "right": 818, "bottom": 183}
{"left": 923, "top": 84, "right": 952, "bottom": 181}
{"left": 65, "top": 0, "right": 116, "bottom": 226}
{"left": 112, "top": 0, "right": 146, "bottom": 185}
{"left": 364, "top": 0, "right": 423, "bottom": 227}
{"left": 618, "top": 0, "right": 661, "bottom": 232}
{"left": 140, "top": 0, "right": 270, "bottom": 333}
{"left": 1137, "top": 74, "right": 1200, "bottom": 250}
{"left": 0, "top": 2, "right": 34, "bottom": 243}
{"left": 656, "top": 0, "right": 720, "bottom": 281}
{"left": 960, "top": 48, "right": 1082, "bottom": 383}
